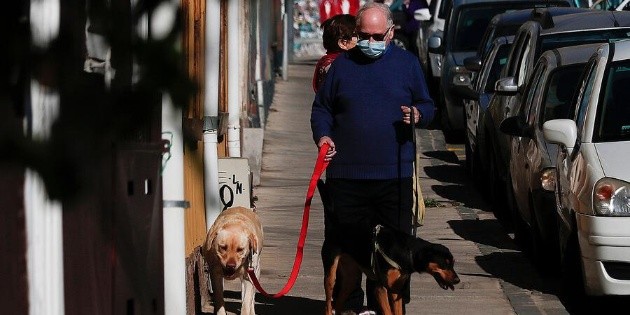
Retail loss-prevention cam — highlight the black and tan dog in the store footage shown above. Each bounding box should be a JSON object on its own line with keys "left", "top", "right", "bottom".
{"left": 318, "top": 180, "right": 460, "bottom": 315}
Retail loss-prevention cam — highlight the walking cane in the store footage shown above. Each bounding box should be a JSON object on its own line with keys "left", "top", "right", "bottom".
{"left": 411, "top": 106, "right": 425, "bottom": 237}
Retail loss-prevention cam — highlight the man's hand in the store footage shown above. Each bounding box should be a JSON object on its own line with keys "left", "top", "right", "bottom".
{"left": 401, "top": 105, "right": 421, "bottom": 125}
{"left": 318, "top": 136, "right": 337, "bottom": 162}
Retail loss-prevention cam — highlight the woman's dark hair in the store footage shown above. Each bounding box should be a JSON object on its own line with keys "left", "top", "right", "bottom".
{"left": 321, "top": 14, "right": 356, "bottom": 52}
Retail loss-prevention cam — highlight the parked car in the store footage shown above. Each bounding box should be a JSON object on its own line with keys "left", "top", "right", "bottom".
{"left": 456, "top": 7, "right": 582, "bottom": 189}
{"left": 499, "top": 43, "right": 600, "bottom": 271}
{"left": 543, "top": 39, "right": 630, "bottom": 297}
{"left": 455, "top": 35, "right": 513, "bottom": 185}
{"left": 417, "top": 0, "right": 449, "bottom": 84}
{"left": 484, "top": 10, "right": 630, "bottom": 216}
{"left": 428, "top": 0, "right": 575, "bottom": 139}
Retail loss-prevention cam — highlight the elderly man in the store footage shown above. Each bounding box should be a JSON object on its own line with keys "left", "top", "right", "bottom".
{"left": 311, "top": 2, "right": 435, "bottom": 314}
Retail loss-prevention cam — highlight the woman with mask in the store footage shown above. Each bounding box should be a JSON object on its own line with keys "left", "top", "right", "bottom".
{"left": 310, "top": 2, "right": 434, "bottom": 314}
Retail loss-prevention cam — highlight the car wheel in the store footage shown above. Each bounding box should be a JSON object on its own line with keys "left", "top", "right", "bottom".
{"left": 440, "top": 104, "right": 456, "bottom": 143}
{"left": 464, "top": 127, "right": 473, "bottom": 176}
{"left": 506, "top": 173, "right": 528, "bottom": 248}
{"left": 528, "top": 195, "right": 553, "bottom": 276}
{"left": 561, "top": 223, "right": 587, "bottom": 310}
{"left": 488, "top": 140, "right": 507, "bottom": 218}
{"left": 471, "top": 141, "right": 484, "bottom": 187}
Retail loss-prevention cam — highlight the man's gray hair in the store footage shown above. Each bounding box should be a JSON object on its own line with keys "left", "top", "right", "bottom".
{"left": 356, "top": 2, "right": 394, "bottom": 29}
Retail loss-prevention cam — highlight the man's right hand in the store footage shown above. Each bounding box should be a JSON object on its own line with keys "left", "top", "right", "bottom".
{"left": 318, "top": 136, "right": 337, "bottom": 162}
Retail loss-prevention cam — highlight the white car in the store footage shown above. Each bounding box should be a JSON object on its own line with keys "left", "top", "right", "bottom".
{"left": 543, "top": 39, "right": 630, "bottom": 297}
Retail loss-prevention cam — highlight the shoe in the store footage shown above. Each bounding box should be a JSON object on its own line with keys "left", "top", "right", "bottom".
{"left": 357, "top": 310, "right": 376, "bottom": 315}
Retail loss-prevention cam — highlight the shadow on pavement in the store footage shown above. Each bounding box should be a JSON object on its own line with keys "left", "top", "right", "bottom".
{"left": 448, "top": 219, "right": 561, "bottom": 296}
{"left": 447, "top": 219, "right": 516, "bottom": 252}
{"left": 219, "top": 290, "right": 325, "bottom": 315}
{"left": 422, "top": 150, "right": 460, "bottom": 165}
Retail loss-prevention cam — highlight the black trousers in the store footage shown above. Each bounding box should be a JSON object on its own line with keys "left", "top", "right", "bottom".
{"left": 326, "top": 177, "right": 413, "bottom": 312}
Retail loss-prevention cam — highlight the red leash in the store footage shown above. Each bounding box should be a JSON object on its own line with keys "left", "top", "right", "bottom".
{"left": 247, "top": 143, "right": 330, "bottom": 298}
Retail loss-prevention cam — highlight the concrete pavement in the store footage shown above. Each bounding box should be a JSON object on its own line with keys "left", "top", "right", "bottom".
{"left": 222, "top": 62, "right": 569, "bottom": 315}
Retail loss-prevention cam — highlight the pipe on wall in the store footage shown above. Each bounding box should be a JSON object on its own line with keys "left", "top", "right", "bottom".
{"left": 27, "top": 1, "right": 65, "bottom": 314}
{"left": 204, "top": 0, "right": 222, "bottom": 229}
{"left": 161, "top": 94, "right": 187, "bottom": 315}
{"left": 227, "top": 0, "right": 242, "bottom": 157}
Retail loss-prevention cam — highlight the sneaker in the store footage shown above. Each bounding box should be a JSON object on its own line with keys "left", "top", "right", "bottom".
{"left": 357, "top": 310, "right": 376, "bottom": 315}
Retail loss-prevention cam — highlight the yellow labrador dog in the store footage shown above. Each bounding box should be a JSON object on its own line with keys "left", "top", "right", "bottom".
{"left": 202, "top": 206, "right": 264, "bottom": 315}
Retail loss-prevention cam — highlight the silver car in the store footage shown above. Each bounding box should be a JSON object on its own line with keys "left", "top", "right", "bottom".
{"left": 543, "top": 39, "right": 630, "bottom": 296}
{"left": 499, "top": 43, "right": 600, "bottom": 272}
{"left": 486, "top": 9, "right": 630, "bottom": 217}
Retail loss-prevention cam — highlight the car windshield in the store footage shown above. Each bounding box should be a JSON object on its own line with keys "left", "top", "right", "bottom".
{"left": 594, "top": 61, "right": 630, "bottom": 142}
{"left": 541, "top": 29, "right": 630, "bottom": 52}
{"left": 541, "top": 65, "right": 584, "bottom": 125}
{"left": 452, "top": 4, "right": 564, "bottom": 52}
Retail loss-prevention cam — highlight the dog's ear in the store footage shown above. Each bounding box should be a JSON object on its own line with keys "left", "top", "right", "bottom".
{"left": 248, "top": 231, "right": 259, "bottom": 254}
{"left": 202, "top": 228, "right": 219, "bottom": 258}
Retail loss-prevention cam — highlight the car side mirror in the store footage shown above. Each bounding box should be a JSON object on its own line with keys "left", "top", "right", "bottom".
{"left": 414, "top": 8, "right": 431, "bottom": 21}
{"left": 428, "top": 36, "right": 444, "bottom": 54}
{"left": 451, "top": 85, "right": 479, "bottom": 101}
{"left": 495, "top": 76, "right": 518, "bottom": 95}
{"left": 463, "top": 56, "right": 481, "bottom": 72}
{"left": 542, "top": 119, "right": 578, "bottom": 155}
{"left": 500, "top": 115, "right": 532, "bottom": 137}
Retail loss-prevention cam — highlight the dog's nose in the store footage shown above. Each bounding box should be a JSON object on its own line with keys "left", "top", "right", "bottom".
{"left": 226, "top": 263, "right": 237, "bottom": 273}
{"left": 453, "top": 275, "right": 461, "bottom": 284}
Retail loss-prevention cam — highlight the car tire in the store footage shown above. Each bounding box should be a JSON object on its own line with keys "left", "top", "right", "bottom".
{"left": 471, "top": 142, "right": 484, "bottom": 188}
{"left": 561, "top": 222, "right": 587, "bottom": 310}
{"left": 528, "top": 195, "right": 555, "bottom": 277}
{"left": 464, "top": 123, "right": 473, "bottom": 176}
{"left": 488, "top": 140, "right": 507, "bottom": 218}
{"left": 506, "top": 172, "right": 528, "bottom": 248}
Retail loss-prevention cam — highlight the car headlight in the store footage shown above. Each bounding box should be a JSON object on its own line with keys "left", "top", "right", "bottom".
{"left": 540, "top": 167, "right": 556, "bottom": 192}
{"left": 451, "top": 66, "right": 472, "bottom": 86}
{"left": 594, "top": 178, "right": 630, "bottom": 216}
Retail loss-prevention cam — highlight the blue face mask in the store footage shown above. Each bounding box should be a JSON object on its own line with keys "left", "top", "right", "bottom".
{"left": 357, "top": 39, "right": 387, "bottom": 58}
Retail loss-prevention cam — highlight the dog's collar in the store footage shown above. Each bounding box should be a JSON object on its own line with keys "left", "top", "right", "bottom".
{"left": 372, "top": 225, "right": 402, "bottom": 271}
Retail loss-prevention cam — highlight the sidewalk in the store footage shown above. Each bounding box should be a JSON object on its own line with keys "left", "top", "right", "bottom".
{"left": 246, "top": 63, "right": 567, "bottom": 315}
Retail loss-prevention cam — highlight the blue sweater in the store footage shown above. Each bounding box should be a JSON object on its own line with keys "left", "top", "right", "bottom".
{"left": 311, "top": 45, "right": 435, "bottom": 180}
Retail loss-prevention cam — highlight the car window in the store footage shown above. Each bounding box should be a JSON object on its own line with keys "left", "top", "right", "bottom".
{"left": 481, "top": 43, "right": 511, "bottom": 93}
{"left": 516, "top": 34, "right": 533, "bottom": 86}
{"left": 451, "top": 6, "right": 513, "bottom": 52}
{"left": 540, "top": 65, "right": 585, "bottom": 126}
{"left": 575, "top": 61, "right": 597, "bottom": 139}
{"left": 594, "top": 61, "right": 630, "bottom": 142}
{"left": 574, "top": 0, "right": 590, "bottom": 7}
{"left": 478, "top": 24, "right": 496, "bottom": 57}
{"left": 522, "top": 62, "right": 546, "bottom": 124}
{"left": 505, "top": 31, "right": 527, "bottom": 77}
{"left": 592, "top": 0, "right": 624, "bottom": 10}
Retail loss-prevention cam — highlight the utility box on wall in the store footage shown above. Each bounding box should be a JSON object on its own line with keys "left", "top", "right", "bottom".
{"left": 218, "top": 158, "right": 253, "bottom": 209}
